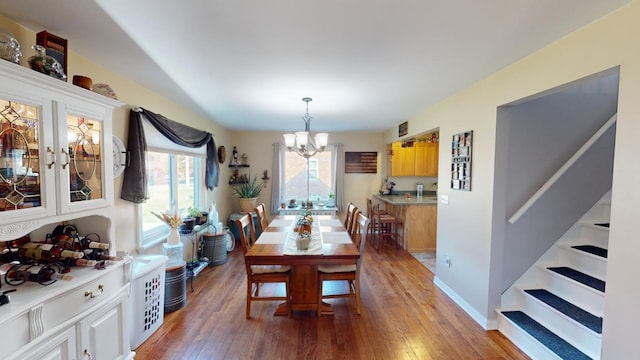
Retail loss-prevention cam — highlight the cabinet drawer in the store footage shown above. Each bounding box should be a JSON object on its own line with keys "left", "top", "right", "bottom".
{"left": 41, "top": 265, "right": 125, "bottom": 333}
{"left": 0, "top": 311, "right": 30, "bottom": 359}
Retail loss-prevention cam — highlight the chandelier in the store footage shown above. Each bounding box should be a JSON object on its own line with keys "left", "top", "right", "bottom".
{"left": 283, "top": 97, "right": 328, "bottom": 158}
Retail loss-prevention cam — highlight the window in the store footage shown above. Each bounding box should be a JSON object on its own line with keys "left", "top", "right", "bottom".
{"left": 308, "top": 159, "right": 319, "bottom": 180}
{"left": 140, "top": 150, "right": 202, "bottom": 246}
{"left": 282, "top": 150, "right": 333, "bottom": 203}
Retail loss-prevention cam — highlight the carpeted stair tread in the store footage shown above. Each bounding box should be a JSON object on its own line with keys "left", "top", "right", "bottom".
{"left": 525, "top": 289, "right": 602, "bottom": 334}
{"left": 502, "top": 311, "right": 591, "bottom": 360}
{"left": 594, "top": 223, "right": 609, "bottom": 228}
{"left": 572, "top": 245, "right": 608, "bottom": 259}
{"left": 548, "top": 267, "right": 605, "bottom": 292}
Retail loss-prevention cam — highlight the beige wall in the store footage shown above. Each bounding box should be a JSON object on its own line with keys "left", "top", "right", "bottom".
{"left": 0, "top": 14, "right": 233, "bottom": 255}
{"left": 230, "top": 131, "right": 386, "bottom": 216}
{"left": 5, "top": 2, "right": 640, "bottom": 355}
{"left": 380, "top": 2, "right": 640, "bottom": 357}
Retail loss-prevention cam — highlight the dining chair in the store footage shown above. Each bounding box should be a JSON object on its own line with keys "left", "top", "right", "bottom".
{"left": 253, "top": 203, "right": 269, "bottom": 235}
{"left": 235, "top": 214, "right": 291, "bottom": 319}
{"left": 317, "top": 212, "right": 370, "bottom": 315}
{"left": 348, "top": 210, "right": 362, "bottom": 241}
{"left": 344, "top": 202, "right": 358, "bottom": 239}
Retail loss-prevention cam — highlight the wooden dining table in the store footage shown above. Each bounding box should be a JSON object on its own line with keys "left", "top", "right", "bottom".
{"left": 244, "top": 214, "right": 360, "bottom": 315}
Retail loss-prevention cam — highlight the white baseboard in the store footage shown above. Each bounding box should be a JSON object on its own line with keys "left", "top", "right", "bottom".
{"left": 433, "top": 276, "right": 495, "bottom": 330}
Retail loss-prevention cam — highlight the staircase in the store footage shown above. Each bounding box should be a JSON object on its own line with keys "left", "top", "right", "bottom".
{"left": 498, "top": 192, "right": 610, "bottom": 360}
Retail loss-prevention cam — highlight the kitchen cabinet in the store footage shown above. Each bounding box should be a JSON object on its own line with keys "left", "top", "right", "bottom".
{"left": 0, "top": 261, "right": 134, "bottom": 360}
{"left": 390, "top": 142, "right": 415, "bottom": 176}
{"left": 0, "top": 59, "right": 122, "bottom": 241}
{"left": 414, "top": 142, "right": 439, "bottom": 177}
{"left": 389, "top": 141, "right": 438, "bottom": 177}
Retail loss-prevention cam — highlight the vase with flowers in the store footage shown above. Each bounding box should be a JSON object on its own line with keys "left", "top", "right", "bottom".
{"left": 152, "top": 210, "right": 183, "bottom": 245}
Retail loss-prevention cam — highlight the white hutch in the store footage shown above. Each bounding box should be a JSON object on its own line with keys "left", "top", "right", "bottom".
{"left": 0, "top": 59, "right": 134, "bottom": 359}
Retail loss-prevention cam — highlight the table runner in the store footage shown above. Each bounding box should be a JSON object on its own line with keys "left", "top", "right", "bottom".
{"left": 283, "top": 230, "right": 323, "bottom": 255}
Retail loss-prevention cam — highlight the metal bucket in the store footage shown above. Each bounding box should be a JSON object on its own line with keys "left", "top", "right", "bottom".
{"left": 202, "top": 232, "right": 228, "bottom": 266}
{"left": 164, "top": 263, "right": 186, "bottom": 313}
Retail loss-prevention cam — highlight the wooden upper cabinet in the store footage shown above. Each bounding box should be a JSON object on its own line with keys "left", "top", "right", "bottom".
{"left": 390, "top": 142, "right": 415, "bottom": 176}
{"left": 415, "top": 142, "right": 439, "bottom": 177}
{"left": 390, "top": 141, "right": 438, "bottom": 177}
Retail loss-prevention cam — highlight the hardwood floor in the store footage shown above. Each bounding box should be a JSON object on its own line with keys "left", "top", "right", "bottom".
{"left": 134, "top": 242, "right": 528, "bottom": 359}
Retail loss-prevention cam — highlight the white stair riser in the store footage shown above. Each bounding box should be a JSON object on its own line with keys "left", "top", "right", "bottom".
{"left": 497, "top": 313, "right": 563, "bottom": 360}
{"left": 499, "top": 191, "right": 610, "bottom": 359}
{"left": 516, "top": 290, "right": 601, "bottom": 358}
{"left": 538, "top": 267, "right": 605, "bottom": 317}
{"left": 579, "top": 225, "right": 609, "bottom": 249}
{"left": 559, "top": 247, "right": 607, "bottom": 279}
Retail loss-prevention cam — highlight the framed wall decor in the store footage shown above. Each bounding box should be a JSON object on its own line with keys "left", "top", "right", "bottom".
{"left": 345, "top": 152, "right": 377, "bottom": 173}
{"left": 36, "top": 31, "right": 68, "bottom": 80}
{"left": 398, "top": 121, "right": 408, "bottom": 137}
{"left": 451, "top": 130, "right": 472, "bottom": 191}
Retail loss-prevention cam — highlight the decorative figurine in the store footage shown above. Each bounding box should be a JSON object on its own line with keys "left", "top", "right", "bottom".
{"left": 0, "top": 31, "right": 22, "bottom": 64}
{"left": 232, "top": 146, "right": 238, "bottom": 164}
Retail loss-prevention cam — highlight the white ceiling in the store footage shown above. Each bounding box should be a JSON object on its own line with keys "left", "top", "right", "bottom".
{"left": 0, "top": 1, "right": 630, "bottom": 132}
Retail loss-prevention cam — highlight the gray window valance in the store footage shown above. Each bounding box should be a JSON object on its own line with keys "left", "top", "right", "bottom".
{"left": 120, "top": 107, "right": 219, "bottom": 203}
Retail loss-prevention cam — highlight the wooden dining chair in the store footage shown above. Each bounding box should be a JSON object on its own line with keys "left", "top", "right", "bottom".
{"left": 253, "top": 203, "right": 269, "bottom": 235}
{"left": 348, "top": 210, "right": 362, "bottom": 241}
{"left": 317, "top": 213, "right": 370, "bottom": 315}
{"left": 344, "top": 202, "right": 358, "bottom": 239}
{"left": 235, "top": 214, "right": 291, "bottom": 319}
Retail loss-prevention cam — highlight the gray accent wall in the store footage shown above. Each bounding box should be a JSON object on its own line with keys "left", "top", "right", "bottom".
{"left": 495, "top": 68, "right": 619, "bottom": 292}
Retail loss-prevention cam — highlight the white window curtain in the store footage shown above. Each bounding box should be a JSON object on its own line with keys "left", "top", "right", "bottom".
{"left": 332, "top": 143, "right": 345, "bottom": 213}
{"left": 271, "top": 143, "right": 286, "bottom": 215}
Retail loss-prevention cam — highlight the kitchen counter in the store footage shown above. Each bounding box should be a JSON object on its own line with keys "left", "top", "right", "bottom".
{"left": 373, "top": 193, "right": 438, "bottom": 205}
{"left": 371, "top": 193, "right": 437, "bottom": 252}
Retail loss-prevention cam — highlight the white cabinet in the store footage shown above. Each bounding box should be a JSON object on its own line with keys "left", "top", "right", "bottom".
{"left": 79, "top": 292, "right": 130, "bottom": 360}
{"left": 0, "top": 261, "right": 134, "bottom": 360}
{"left": 0, "top": 61, "right": 132, "bottom": 359}
{"left": 0, "top": 60, "right": 122, "bottom": 241}
{"left": 24, "top": 327, "right": 76, "bottom": 360}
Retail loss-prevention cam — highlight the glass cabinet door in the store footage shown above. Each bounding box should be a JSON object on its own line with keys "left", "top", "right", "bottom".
{"left": 0, "top": 100, "right": 42, "bottom": 212}
{"left": 67, "top": 115, "right": 102, "bottom": 204}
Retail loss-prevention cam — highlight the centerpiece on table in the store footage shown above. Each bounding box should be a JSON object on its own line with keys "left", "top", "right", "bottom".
{"left": 295, "top": 211, "right": 313, "bottom": 250}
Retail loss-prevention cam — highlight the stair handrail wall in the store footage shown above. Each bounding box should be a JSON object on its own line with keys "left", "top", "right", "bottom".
{"left": 508, "top": 113, "right": 617, "bottom": 224}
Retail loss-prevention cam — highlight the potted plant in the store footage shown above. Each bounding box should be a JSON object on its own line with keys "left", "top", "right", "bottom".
{"left": 187, "top": 206, "right": 203, "bottom": 225}
{"left": 233, "top": 176, "right": 264, "bottom": 213}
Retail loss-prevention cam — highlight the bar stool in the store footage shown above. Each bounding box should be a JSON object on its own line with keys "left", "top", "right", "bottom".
{"left": 374, "top": 204, "right": 398, "bottom": 252}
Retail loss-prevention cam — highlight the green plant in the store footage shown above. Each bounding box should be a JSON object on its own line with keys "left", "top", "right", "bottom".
{"left": 187, "top": 206, "right": 202, "bottom": 218}
{"left": 232, "top": 176, "right": 264, "bottom": 198}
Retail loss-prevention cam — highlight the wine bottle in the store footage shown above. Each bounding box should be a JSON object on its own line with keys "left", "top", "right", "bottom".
{"left": 68, "top": 258, "right": 98, "bottom": 267}
{"left": 80, "top": 238, "right": 110, "bottom": 250}
{"left": 83, "top": 248, "right": 118, "bottom": 261}
{"left": 79, "top": 233, "right": 109, "bottom": 250}
{"left": 18, "top": 242, "right": 84, "bottom": 261}
{"left": 5, "top": 264, "right": 72, "bottom": 285}
{"left": 0, "top": 248, "right": 17, "bottom": 264}
{"left": 56, "top": 237, "right": 82, "bottom": 251}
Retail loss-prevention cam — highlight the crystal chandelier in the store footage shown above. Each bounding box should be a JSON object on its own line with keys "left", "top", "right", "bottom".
{"left": 283, "top": 97, "right": 328, "bottom": 158}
